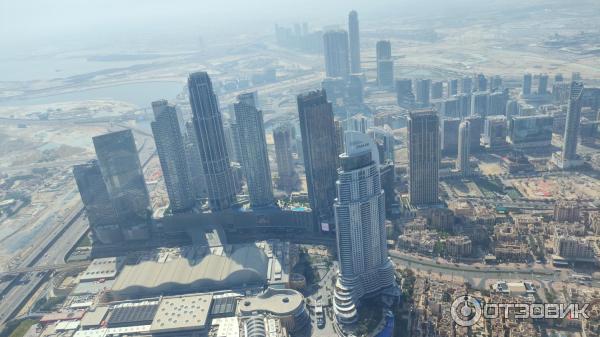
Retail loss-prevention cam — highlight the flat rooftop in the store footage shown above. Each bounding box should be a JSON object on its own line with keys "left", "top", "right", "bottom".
{"left": 239, "top": 288, "right": 304, "bottom": 317}
{"left": 149, "top": 293, "right": 213, "bottom": 334}
{"left": 80, "top": 257, "right": 124, "bottom": 282}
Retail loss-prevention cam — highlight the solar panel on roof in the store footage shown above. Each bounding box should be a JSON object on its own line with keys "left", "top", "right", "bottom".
{"left": 107, "top": 304, "right": 158, "bottom": 327}
{"left": 209, "top": 297, "right": 237, "bottom": 317}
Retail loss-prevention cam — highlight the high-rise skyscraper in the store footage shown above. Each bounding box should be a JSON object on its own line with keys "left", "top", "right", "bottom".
{"left": 482, "top": 115, "right": 508, "bottom": 149}
{"left": 73, "top": 160, "right": 121, "bottom": 244}
{"left": 471, "top": 91, "right": 489, "bottom": 117}
{"left": 448, "top": 79, "right": 459, "bottom": 97}
{"left": 475, "top": 73, "right": 487, "bottom": 91}
{"left": 375, "top": 40, "right": 391, "bottom": 60}
{"left": 368, "top": 126, "right": 395, "bottom": 163}
{"left": 505, "top": 100, "right": 519, "bottom": 119}
{"left": 415, "top": 79, "right": 431, "bottom": 107}
{"left": 93, "top": 129, "right": 150, "bottom": 225}
{"left": 234, "top": 92, "right": 274, "bottom": 207}
{"left": 333, "top": 134, "right": 395, "bottom": 325}
{"left": 556, "top": 81, "right": 585, "bottom": 169}
{"left": 441, "top": 97, "right": 460, "bottom": 118}
{"left": 461, "top": 76, "right": 473, "bottom": 94}
{"left": 555, "top": 73, "right": 564, "bottom": 82}
{"left": 490, "top": 75, "right": 503, "bottom": 92}
{"left": 347, "top": 73, "right": 364, "bottom": 104}
{"left": 457, "top": 121, "right": 471, "bottom": 177}
{"left": 188, "top": 71, "right": 237, "bottom": 211}
{"left": 488, "top": 91, "right": 507, "bottom": 116}
{"left": 431, "top": 81, "right": 444, "bottom": 99}
{"left": 348, "top": 10, "right": 361, "bottom": 74}
{"left": 273, "top": 124, "right": 298, "bottom": 194}
{"left": 375, "top": 40, "right": 394, "bottom": 87}
{"left": 298, "top": 90, "right": 338, "bottom": 223}
{"left": 538, "top": 73, "right": 549, "bottom": 95}
{"left": 334, "top": 119, "right": 345, "bottom": 159}
{"left": 464, "top": 115, "right": 483, "bottom": 152}
{"left": 375, "top": 40, "right": 393, "bottom": 87}
{"left": 377, "top": 59, "right": 394, "bottom": 87}
{"left": 184, "top": 121, "right": 208, "bottom": 199}
{"left": 347, "top": 114, "right": 370, "bottom": 133}
{"left": 151, "top": 100, "right": 195, "bottom": 213}
{"left": 457, "top": 93, "right": 471, "bottom": 118}
{"left": 522, "top": 73, "right": 532, "bottom": 96}
{"left": 396, "top": 78, "right": 414, "bottom": 108}
{"left": 323, "top": 30, "right": 350, "bottom": 79}
{"left": 441, "top": 117, "right": 461, "bottom": 155}
{"left": 408, "top": 110, "right": 440, "bottom": 206}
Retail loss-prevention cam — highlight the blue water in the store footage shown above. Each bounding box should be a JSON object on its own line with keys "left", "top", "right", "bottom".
{"left": 375, "top": 313, "right": 394, "bottom": 337}
{"left": 0, "top": 81, "right": 185, "bottom": 108}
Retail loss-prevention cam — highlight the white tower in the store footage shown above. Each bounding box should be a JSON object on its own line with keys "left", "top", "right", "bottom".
{"left": 333, "top": 133, "right": 395, "bottom": 325}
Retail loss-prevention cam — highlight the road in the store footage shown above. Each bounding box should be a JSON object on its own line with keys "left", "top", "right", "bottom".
{"left": 0, "top": 129, "right": 156, "bottom": 326}
{"left": 389, "top": 250, "right": 561, "bottom": 288}
{"left": 308, "top": 262, "right": 338, "bottom": 337}
{"left": 0, "top": 206, "right": 89, "bottom": 325}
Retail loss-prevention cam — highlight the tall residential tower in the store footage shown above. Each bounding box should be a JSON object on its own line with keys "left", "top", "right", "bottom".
{"left": 273, "top": 124, "right": 298, "bottom": 194}
{"left": 408, "top": 110, "right": 440, "bottom": 206}
{"left": 233, "top": 92, "right": 274, "bottom": 207}
{"left": 348, "top": 10, "right": 361, "bottom": 74}
{"left": 333, "top": 134, "right": 395, "bottom": 325}
{"left": 457, "top": 120, "right": 471, "bottom": 176}
{"left": 298, "top": 90, "right": 338, "bottom": 223}
{"left": 188, "top": 71, "right": 237, "bottom": 211}
{"left": 151, "top": 100, "right": 195, "bottom": 213}
{"left": 554, "top": 81, "right": 585, "bottom": 169}
{"left": 323, "top": 30, "right": 350, "bottom": 79}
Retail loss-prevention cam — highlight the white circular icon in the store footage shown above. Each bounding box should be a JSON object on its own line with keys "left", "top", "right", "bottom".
{"left": 451, "top": 295, "right": 482, "bottom": 327}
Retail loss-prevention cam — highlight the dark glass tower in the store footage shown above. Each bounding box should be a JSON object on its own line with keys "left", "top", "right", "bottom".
{"left": 73, "top": 160, "right": 123, "bottom": 244}
{"left": 298, "top": 90, "right": 338, "bottom": 224}
{"left": 408, "top": 110, "right": 440, "bottom": 206}
{"left": 188, "top": 71, "right": 237, "bottom": 211}
{"left": 273, "top": 124, "right": 297, "bottom": 194}
{"left": 92, "top": 129, "right": 150, "bottom": 224}
{"left": 73, "top": 161, "right": 118, "bottom": 225}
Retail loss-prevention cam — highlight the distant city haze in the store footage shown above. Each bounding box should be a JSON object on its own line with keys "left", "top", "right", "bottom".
{"left": 0, "top": 0, "right": 573, "bottom": 57}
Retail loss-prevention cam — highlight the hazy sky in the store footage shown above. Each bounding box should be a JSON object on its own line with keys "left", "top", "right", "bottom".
{"left": 0, "top": 0, "right": 572, "bottom": 57}
{"left": 0, "top": 1, "right": 490, "bottom": 52}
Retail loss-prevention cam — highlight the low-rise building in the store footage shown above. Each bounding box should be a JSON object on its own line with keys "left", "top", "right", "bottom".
{"left": 494, "top": 243, "right": 530, "bottom": 262}
{"left": 554, "top": 200, "right": 581, "bottom": 223}
{"left": 397, "top": 230, "right": 439, "bottom": 255}
{"left": 445, "top": 236, "right": 472, "bottom": 257}
{"left": 554, "top": 236, "right": 597, "bottom": 262}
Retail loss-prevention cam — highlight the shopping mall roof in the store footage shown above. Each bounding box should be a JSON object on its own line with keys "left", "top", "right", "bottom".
{"left": 149, "top": 293, "right": 213, "bottom": 334}
{"left": 239, "top": 288, "right": 304, "bottom": 317}
{"left": 110, "top": 244, "right": 269, "bottom": 299}
{"left": 79, "top": 257, "right": 124, "bottom": 282}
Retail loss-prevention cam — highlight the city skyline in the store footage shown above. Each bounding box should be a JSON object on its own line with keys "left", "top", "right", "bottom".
{"left": 2, "top": 3, "right": 600, "bottom": 337}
